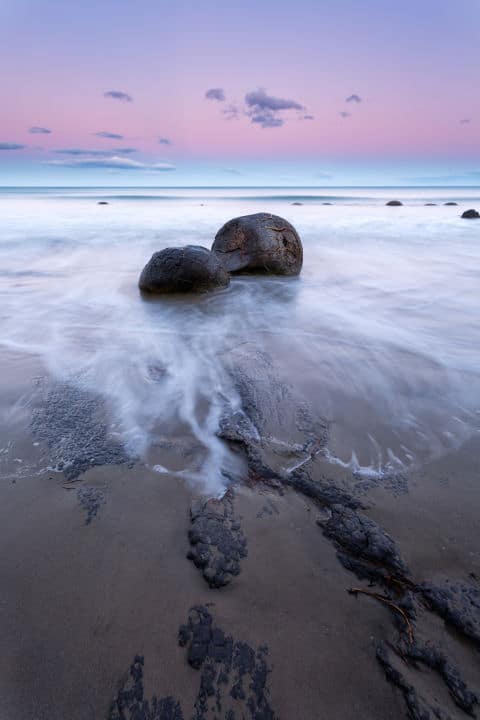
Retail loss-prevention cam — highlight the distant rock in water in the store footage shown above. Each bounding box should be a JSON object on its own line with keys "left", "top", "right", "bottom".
{"left": 386, "top": 200, "right": 403, "bottom": 206}
{"left": 322, "top": 202, "right": 333, "bottom": 205}
{"left": 444, "top": 202, "right": 458, "bottom": 206}
{"left": 212, "top": 212, "right": 303, "bottom": 275}
{"left": 139, "top": 245, "right": 230, "bottom": 294}
{"left": 97, "top": 201, "right": 109, "bottom": 205}
{"left": 425, "top": 203, "right": 437, "bottom": 206}
{"left": 461, "top": 209, "right": 480, "bottom": 219}
{"left": 291, "top": 201, "right": 303, "bottom": 205}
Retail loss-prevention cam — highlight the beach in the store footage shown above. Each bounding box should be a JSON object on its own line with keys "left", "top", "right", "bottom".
{"left": 1, "top": 187, "right": 479, "bottom": 719}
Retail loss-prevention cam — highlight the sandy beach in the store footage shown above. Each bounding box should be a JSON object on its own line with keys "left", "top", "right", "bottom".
{"left": 1, "top": 188, "right": 479, "bottom": 719}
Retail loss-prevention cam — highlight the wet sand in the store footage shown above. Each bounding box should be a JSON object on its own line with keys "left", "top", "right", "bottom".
{"left": 0, "top": 349, "right": 479, "bottom": 719}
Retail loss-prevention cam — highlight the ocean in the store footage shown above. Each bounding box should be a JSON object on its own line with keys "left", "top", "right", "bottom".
{"left": 1, "top": 186, "right": 479, "bottom": 493}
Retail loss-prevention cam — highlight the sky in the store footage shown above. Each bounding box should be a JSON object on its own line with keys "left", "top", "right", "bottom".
{"left": 1, "top": 0, "right": 479, "bottom": 186}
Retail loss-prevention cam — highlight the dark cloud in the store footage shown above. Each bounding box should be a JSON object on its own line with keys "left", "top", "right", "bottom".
{"left": 55, "top": 148, "right": 111, "bottom": 156}
{"left": 303, "top": 114, "right": 315, "bottom": 120}
{"left": 245, "top": 88, "right": 303, "bottom": 112}
{"left": 244, "top": 88, "right": 304, "bottom": 129}
{"left": 104, "top": 90, "right": 133, "bottom": 103}
{"left": 54, "top": 147, "right": 138, "bottom": 157}
{"left": 113, "top": 147, "right": 138, "bottom": 154}
{"left": 346, "top": 94, "right": 362, "bottom": 103}
{"left": 251, "top": 112, "right": 284, "bottom": 128}
{"left": 0, "top": 142, "right": 25, "bottom": 150}
{"left": 158, "top": 137, "right": 172, "bottom": 145}
{"left": 339, "top": 111, "right": 351, "bottom": 119}
{"left": 95, "top": 131, "right": 124, "bottom": 140}
{"left": 205, "top": 88, "right": 226, "bottom": 101}
{"left": 460, "top": 118, "right": 471, "bottom": 125}
{"left": 46, "top": 156, "right": 175, "bottom": 171}
{"left": 29, "top": 126, "right": 52, "bottom": 134}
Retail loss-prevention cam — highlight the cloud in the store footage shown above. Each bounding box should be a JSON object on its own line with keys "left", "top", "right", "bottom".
{"left": 95, "top": 131, "right": 124, "bottom": 140}
{"left": 29, "top": 126, "right": 51, "bottom": 134}
{"left": 205, "top": 88, "right": 225, "bottom": 101}
{"left": 158, "top": 137, "right": 171, "bottom": 145}
{"left": 339, "top": 111, "right": 351, "bottom": 119}
{"left": 346, "top": 94, "right": 362, "bottom": 103}
{"left": 0, "top": 142, "right": 25, "bottom": 150}
{"left": 251, "top": 112, "right": 284, "bottom": 128}
{"left": 46, "top": 155, "right": 175, "bottom": 171}
{"left": 244, "top": 88, "right": 304, "bottom": 129}
{"left": 113, "top": 147, "right": 138, "bottom": 154}
{"left": 314, "top": 171, "right": 333, "bottom": 179}
{"left": 245, "top": 88, "right": 303, "bottom": 113}
{"left": 54, "top": 147, "right": 138, "bottom": 157}
{"left": 460, "top": 118, "right": 471, "bottom": 125}
{"left": 223, "top": 104, "right": 239, "bottom": 120}
{"left": 219, "top": 167, "right": 242, "bottom": 176}
{"left": 104, "top": 90, "right": 133, "bottom": 103}
{"left": 303, "top": 114, "right": 315, "bottom": 120}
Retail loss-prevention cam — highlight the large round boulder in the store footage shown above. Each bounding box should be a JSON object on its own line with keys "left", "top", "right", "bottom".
{"left": 386, "top": 200, "right": 403, "bottom": 206}
{"left": 139, "top": 245, "right": 230, "bottom": 294}
{"left": 212, "top": 213, "right": 303, "bottom": 275}
{"left": 461, "top": 209, "right": 480, "bottom": 219}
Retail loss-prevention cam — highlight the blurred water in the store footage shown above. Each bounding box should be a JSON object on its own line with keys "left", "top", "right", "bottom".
{"left": 1, "top": 186, "right": 479, "bottom": 491}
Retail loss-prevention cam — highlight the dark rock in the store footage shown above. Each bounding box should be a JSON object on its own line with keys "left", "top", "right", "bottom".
{"left": 98, "top": 201, "right": 109, "bottom": 205}
{"left": 425, "top": 203, "right": 437, "bottom": 206}
{"left": 318, "top": 504, "right": 407, "bottom": 577}
{"left": 376, "top": 643, "right": 451, "bottom": 720}
{"left": 31, "top": 382, "right": 130, "bottom": 481}
{"left": 322, "top": 202, "right": 333, "bottom": 205}
{"left": 399, "top": 639, "right": 478, "bottom": 715}
{"left": 386, "top": 200, "right": 403, "bottom": 206}
{"left": 212, "top": 213, "right": 303, "bottom": 275}
{"left": 187, "top": 492, "right": 247, "bottom": 588}
{"left": 287, "top": 468, "right": 362, "bottom": 510}
{"left": 291, "top": 202, "right": 303, "bottom": 206}
{"left": 444, "top": 202, "right": 458, "bottom": 206}
{"left": 461, "top": 209, "right": 480, "bottom": 219}
{"left": 109, "top": 654, "right": 184, "bottom": 720}
{"left": 177, "top": 606, "right": 277, "bottom": 720}
{"left": 420, "top": 581, "right": 480, "bottom": 646}
{"left": 139, "top": 246, "right": 230, "bottom": 294}
{"left": 76, "top": 486, "right": 105, "bottom": 524}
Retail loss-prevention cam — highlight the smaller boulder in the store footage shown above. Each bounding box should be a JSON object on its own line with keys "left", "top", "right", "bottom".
{"left": 425, "top": 203, "right": 437, "bottom": 206}
{"left": 322, "top": 202, "right": 333, "bottom": 205}
{"left": 386, "top": 200, "right": 403, "bottom": 206}
{"left": 444, "top": 202, "right": 458, "bottom": 206}
{"left": 291, "top": 202, "right": 303, "bottom": 206}
{"left": 461, "top": 209, "right": 480, "bottom": 219}
{"left": 139, "top": 245, "right": 230, "bottom": 294}
{"left": 98, "top": 201, "right": 109, "bottom": 205}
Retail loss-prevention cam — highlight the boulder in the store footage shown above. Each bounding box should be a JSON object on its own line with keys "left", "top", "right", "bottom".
{"left": 461, "top": 209, "right": 480, "bottom": 219}
{"left": 212, "top": 212, "right": 303, "bottom": 275}
{"left": 386, "top": 200, "right": 403, "bottom": 206}
{"left": 139, "top": 245, "right": 230, "bottom": 294}
{"left": 425, "top": 203, "right": 437, "bottom": 206}
{"left": 98, "top": 201, "right": 109, "bottom": 205}
{"left": 444, "top": 202, "right": 458, "bottom": 206}
{"left": 291, "top": 202, "right": 303, "bottom": 206}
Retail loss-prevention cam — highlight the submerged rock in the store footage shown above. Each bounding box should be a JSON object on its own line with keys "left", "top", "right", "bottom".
{"left": 386, "top": 200, "right": 403, "bottom": 206}
{"left": 425, "top": 203, "right": 437, "bottom": 206}
{"left": 97, "top": 201, "right": 109, "bottom": 205}
{"left": 212, "top": 212, "right": 303, "bottom": 275}
{"left": 461, "top": 209, "right": 480, "bottom": 219}
{"left": 139, "top": 245, "right": 230, "bottom": 294}
{"left": 444, "top": 202, "right": 458, "bottom": 206}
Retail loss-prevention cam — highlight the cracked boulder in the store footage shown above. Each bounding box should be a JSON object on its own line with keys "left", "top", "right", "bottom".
{"left": 139, "top": 245, "right": 230, "bottom": 294}
{"left": 212, "top": 213, "right": 303, "bottom": 275}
